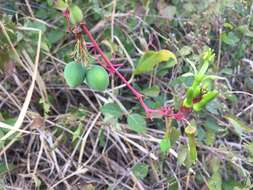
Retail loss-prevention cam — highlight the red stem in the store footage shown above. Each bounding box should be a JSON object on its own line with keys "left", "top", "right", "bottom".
{"left": 78, "top": 22, "right": 186, "bottom": 120}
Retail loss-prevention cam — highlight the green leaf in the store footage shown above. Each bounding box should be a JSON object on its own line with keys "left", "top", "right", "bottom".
{"left": 236, "top": 25, "right": 253, "bottom": 37}
{"left": 170, "top": 128, "right": 180, "bottom": 146}
{"left": 223, "top": 179, "right": 245, "bottom": 190}
{"left": 158, "top": 3, "right": 177, "bottom": 19}
{"left": 100, "top": 103, "right": 122, "bottom": 118}
{"left": 98, "top": 128, "right": 106, "bottom": 147}
{"left": 132, "top": 163, "right": 149, "bottom": 180}
{"left": 205, "top": 118, "right": 219, "bottom": 132}
{"left": 160, "top": 134, "right": 171, "bottom": 154}
{"left": 134, "top": 50, "right": 177, "bottom": 75}
{"left": 206, "top": 99, "right": 220, "bottom": 115}
{"left": 3, "top": 117, "right": 17, "bottom": 125}
{"left": 26, "top": 21, "right": 47, "bottom": 33}
{"left": 221, "top": 32, "right": 240, "bottom": 46}
{"left": 141, "top": 85, "right": 160, "bottom": 97}
{"left": 47, "top": 30, "right": 65, "bottom": 44}
{"left": 177, "top": 144, "right": 188, "bottom": 165}
{"left": 208, "top": 172, "right": 222, "bottom": 190}
{"left": 0, "top": 162, "right": 14, "bottom": 177}
{"left": 187, "top": 136, "right": 197, "bottom": 163}
{"left": 69, "top": 4, "right": 83, "bottom": 25}
{"left": 72, "top": 123, "right": 82, "bottom": 142}
{"left": 205, "top": 129, "right": 216, "bottom": 145}
{"left": 53, "top": 0, "right": 68, "bottom": 10}
{"left": 225, "top": 115, "right": 252, "bottom": 137}
{"left": 127, "top": 113, "right": 147, "bottom": 134}
{"left": 179, "top": 46, "right": 192, "bottom": 56}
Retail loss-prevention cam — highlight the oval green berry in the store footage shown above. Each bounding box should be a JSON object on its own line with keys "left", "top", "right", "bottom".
{"left": 64, "top": 61, "right": 86, "bottom": 88}
{"left": 69, "top": 4, "right": 83, "bottom": 25}
{"left": 86, "top": 65, "right": 109, "bottom": 91}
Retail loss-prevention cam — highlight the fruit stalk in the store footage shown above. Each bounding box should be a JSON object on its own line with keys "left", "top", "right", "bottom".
{"left": 79, "top": 23, "right": 179, "bottom": 118}
{"left": 61, "top": 11, "right": 189, "bottom": 120}
{"left": 185, "top": 124, "right": 197, "bottom": 162}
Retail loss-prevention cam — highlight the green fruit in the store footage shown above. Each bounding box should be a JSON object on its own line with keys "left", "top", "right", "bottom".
{"left": 193, "top": 90, "right": 218, "bottom": 112}
{"left": 64, "top": 61, "right": 86, "bottom": 88}
{"left": 69, "top": 4, "right": 83, "bottom": 25}
{"left": 86, "top": 65, "right": 109, "bottom": 91}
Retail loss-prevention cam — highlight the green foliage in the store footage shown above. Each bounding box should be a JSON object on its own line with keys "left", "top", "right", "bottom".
{"left": 127, "top": 113, "right": 147, "bottom": 134}
{"left": 69, "top": 4, "right": 84, "bottom": 25}
{"left": 100, "top": 103, "right": 122, "bottom": 118}
{"left": 225, "top": 115, "right": 252, "bottom": 138}
{"left": 208, "top": 172, "right": 222, "bottom": 190}
{"left": 0, "top": 162, "right": 14, "bottom": 177}
{"left": 132, "top": 163, "right": 149, "bottom": 180}
{"left": 72, "top": 123, "right": 82, "bottom": 142}
{"left": 208, "top": 158, "right": 222, "bottom": 190}
{"left": 86, "top": 65, "right": 109, "bottom": 91}
{"left": 141, "top": 85, "right": 160, "bottom": 97}
{"left": 134, "top": 50, "right": 177, "bottom": 75}
{"left": 160, "top": 134, "right": 171, "bottom": 154}
{"left": 52, "top": 0, "right": 68, "bottom": 10}
{"left": 64, "top": 61, "right": 86, "bottom": 88}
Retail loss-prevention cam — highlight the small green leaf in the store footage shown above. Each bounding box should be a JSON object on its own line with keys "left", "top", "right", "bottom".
{"left": 170, "top": 128, "right": 180, "bottom": 146}
{"left": 127, "top": 113, "right": 147, "bottom": 134}
{"left": 26, "top": 21, "right": 47, "bottom": 33}
{"left": 179, "top": 46, "right": 192, "bottom": 56}
{"left": 3, "top": 117, "right": 17, "bottom": 126}
{"left": 82, "top": 184, "right": 96, "bottom": 190}
{"left": 225, "top": 115, "right": 252, "bottom": 137}
{"left": 100, "top": 103, "right": 122, "bottom": 117}
{"left": 208, "top": 172, "right": 222, "bottom": 190}
{"left": 221, "top": 32, "right": 240, "bottom": 46}
{"left": 141, "top": 85, "right": 160, "bottom": 97}
{"left": 188, "top": 137, "right": 197, "bottom": 163}
{"left": 0, "top": 162, "right": 14, "bottom": 177}
{"left": 53, "top": 0, "right": 68, "bottom": 10}
{"left": 134, "top": 50, "right": 177, "bottom": 75}
{"left": 205, "top": 129, "right": 216, "bottom": 145}
{"left": 223, "top": 179, "right": 245, "bottom": 190}
{"left": 47, "top": 30, "right": 65, "bottom": 44}
{"left": 158, "top": 4, "right": 177, "bottom": 19}
{"left": 160, "top": 134, "right": 171, "bottom": 154}
{"left": 98, "top": 128, "right": 106, "bottom": 147}
{"left": 72, "top": 123, "right": 82, "bottom": 142}
{"left": 206, "top": 99, "right": 220, "bottom": 115}
{"left": 177, "top": 144, "right": 188, "bottom": 165}
{"left": 69, "top": 4, "right": 83, "bottom": 25}
{"left": 132, "top": 163, "right": 149, "bottom": 180}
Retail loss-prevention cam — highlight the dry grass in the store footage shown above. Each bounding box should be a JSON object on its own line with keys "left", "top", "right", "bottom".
{"left": 0, "top": 1, "right": 253, "bottom": 190}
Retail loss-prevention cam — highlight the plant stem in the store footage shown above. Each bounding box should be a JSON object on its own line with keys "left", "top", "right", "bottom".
{"left": 76, "top": 22, "right": 188, "bottom": 120}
